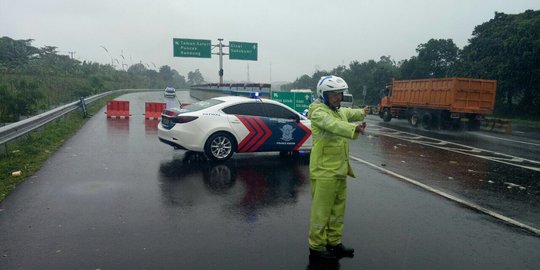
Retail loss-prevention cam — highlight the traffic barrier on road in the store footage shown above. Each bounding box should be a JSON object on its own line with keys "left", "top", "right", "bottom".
{"left": 144, "top": 102, "right": 166, "bottom": 119}
{"left": 367, "top": 105, "right": 379, "bottom": 115}
{"left": 105, "top": 100, "right": 130, "bottom": 118}
{"left": 481, "top": 118, "right": 512, "bottom": 134}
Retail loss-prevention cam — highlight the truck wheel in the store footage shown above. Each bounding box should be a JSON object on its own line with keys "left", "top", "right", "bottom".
{"left": 421, "top": 112, "right": 432, "bottom": 129}
{"left": 382, "top": 109, "right": 392, "bottom": 122}
{"left": 409, "top": 112, "right": 419, "bottom": 127}
{"left": 204, "top": 132, "right": 236, "bottom": 162}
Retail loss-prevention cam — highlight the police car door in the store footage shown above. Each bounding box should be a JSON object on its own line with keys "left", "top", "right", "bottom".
{"left": 260, "top": 103, "right": 311, "bottom": 152}
{"left": 222, "top": 101, "right": 272, "bottom": 153}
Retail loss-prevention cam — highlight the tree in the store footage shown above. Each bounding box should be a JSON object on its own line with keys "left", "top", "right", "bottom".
{"left": 127, "top": 63, "right": 147, "bottom": 74}
{"left": 0, "top": 37, "right": 40, "bottom": 69}
{"left": 4, "top": 80, "right": 44, "bottom": 121}
{"left": 171, "top": 70, "right": 188, "bottom": 88}
{"left": 34, "top": 46, "right": 81, "bottom": 75}
{"left": 458, "top": 10, "right": 540, "bottom": 116}
{"left": 397, "top": 57, "right": 418, "bottom": 79}
{"left": 0, "top": 85, "right": 13, "bottom": 122}
{"left": 159, "top": 65, "right": 175, "bottom": 84}
{"left": 187, "top": 69, "right": 205, "bottom": 85}
{"left": 281, "top": 74, "right": 314, "bottom": 91}
{"left": 400, "top": 39, "right": 460, "bottom": 79}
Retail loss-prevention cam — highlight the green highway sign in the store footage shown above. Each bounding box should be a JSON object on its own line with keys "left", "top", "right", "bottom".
{"left": 294, "top": 92, "right": 313, "bottom": 112}
{"left": 272, "top": 92, "right": 295, "bottom": 110}
{"left": 173, "top": 38, "right": 211, "bottom": 58}
{"left": 271, "top": 92, "right": 313, "bottom": 113}
{"left": 229, "top": 41, "right": 258, "bottom": 61}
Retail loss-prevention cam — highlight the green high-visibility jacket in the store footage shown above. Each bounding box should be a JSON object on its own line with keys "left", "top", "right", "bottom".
{"left": 307, "top": 100, "right": 366, "bottom": 179}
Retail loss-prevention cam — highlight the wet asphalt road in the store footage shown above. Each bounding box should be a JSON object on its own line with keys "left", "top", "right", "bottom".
{"left": 1, "top": 92, "right": 539, "bottom": 269}
{"left": 361, "top": 115, "right": 540, "bottom": 228}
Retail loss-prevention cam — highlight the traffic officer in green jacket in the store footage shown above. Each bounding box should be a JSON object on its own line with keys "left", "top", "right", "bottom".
{"left": 308, "top": 75, "right": 367, "bottom": 260}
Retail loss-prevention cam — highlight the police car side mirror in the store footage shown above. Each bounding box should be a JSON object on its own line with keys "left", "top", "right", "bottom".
{"left": 291, "top": 114, "right": 300, "bottom": 123}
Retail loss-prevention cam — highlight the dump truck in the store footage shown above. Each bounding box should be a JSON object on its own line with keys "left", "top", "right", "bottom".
{"left": 378, "top": 77, "right": 497, "bottom": 130}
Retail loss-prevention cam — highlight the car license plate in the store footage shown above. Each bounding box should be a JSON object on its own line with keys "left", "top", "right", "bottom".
{"left": 162, "top": 117, "right": 172, "bottom": 126}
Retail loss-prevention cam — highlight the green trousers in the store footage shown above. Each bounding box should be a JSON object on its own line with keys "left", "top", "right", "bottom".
{"left": 308, "top": 178, "right": 347, "bottom": 251}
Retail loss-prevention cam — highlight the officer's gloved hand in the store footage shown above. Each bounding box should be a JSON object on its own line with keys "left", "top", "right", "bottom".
{"left": 355, "top": 122, "right": 366, "bottom": 135}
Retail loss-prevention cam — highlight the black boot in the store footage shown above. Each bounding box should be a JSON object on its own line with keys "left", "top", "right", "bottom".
{"left": 327, "top": 244, "right": 354, "bottom": 258}
{"left": 309, "top": 248, "right": 337, "bottom": 260}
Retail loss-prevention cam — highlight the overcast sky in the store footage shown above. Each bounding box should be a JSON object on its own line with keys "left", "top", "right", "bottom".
{"left": 1, "top": 0, "right": 538, "bottom": 84}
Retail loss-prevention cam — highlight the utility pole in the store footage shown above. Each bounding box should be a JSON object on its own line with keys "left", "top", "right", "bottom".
{"left": 363, "top": 85, "right": 367, "bottom": 105}
{"left": 247, "top": 63, "right": 250, "bottom": 82}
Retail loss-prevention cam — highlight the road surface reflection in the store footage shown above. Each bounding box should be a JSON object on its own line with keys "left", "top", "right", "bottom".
{"left": 158, "top": 151, "right": 310, "bottom": 222}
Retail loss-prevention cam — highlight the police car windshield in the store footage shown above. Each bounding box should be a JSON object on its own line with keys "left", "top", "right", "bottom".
{"left": 182, "top": 99, "right": 224, "bottom": 112}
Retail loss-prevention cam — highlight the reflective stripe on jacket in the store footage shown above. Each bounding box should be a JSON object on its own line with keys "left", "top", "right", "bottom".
{"left": 308, "top": 100, "right": 365, "bottom": 179}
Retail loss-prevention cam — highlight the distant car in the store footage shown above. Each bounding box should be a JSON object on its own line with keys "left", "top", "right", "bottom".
{"left": 158, "top": 96, "right": 312, "bottom": 161}
{"left": 164, "top": 87, "right": 176, "bottom": 98}
{"left": 341, "top": 93, "right": 353, "bottom": 108}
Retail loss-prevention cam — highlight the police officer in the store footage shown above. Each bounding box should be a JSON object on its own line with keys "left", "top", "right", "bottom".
{"left": 308, "top": 75, "right": 367, "bottom": 260}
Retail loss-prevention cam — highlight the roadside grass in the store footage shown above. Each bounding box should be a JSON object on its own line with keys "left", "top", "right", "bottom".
{"left": 0, "top": 96, "right": 119, "bottom": 203}
{"left": 509, "top": 118, "right": 540, "bottom": 128}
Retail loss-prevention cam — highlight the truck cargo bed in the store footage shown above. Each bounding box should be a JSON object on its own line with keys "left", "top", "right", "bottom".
{"left": 391, "top": 78, "right": 496, "bottom": 114}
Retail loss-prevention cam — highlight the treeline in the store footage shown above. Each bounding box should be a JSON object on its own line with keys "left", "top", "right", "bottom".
{"left": 0, "top": 37, "right": 206, "bottom": 122}
{"left": 283, "top": 10, "right": 540, "bottom": 118}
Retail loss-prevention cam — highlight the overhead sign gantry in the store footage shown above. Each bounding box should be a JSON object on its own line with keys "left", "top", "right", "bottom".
{"left": 173, "top": 38, "right": 258, "bottom": 84}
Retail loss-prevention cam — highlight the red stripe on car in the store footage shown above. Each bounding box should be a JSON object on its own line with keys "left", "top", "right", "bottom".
{"left": 247, "top": 117, "right": 272, "bottom": 152}
{"left": 293, "top": 121, "right": 312, "bottom": 151}
{"left": 242, "top": 117, "right": 265, "bottom": 152}
{"left": 237, "top": 116, "right": 255, "bottom": 152}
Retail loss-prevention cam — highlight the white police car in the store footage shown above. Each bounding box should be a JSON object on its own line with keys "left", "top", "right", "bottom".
{"left": 164, "top": 87, "right": 176, "bottom": 98}
{"left": 158, "top": 96, "right": 312, "bottom": 161}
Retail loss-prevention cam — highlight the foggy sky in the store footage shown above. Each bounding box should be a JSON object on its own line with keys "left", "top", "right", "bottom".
{"left": 1, "top": 0, "right": 538, "bottom": 84}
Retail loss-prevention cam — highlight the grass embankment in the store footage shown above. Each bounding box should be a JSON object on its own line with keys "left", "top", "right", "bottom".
{"left": 0, "top": 95, "right": 119, "bottom": 203}
{"left": 509, "top": 118, "right": 540, "bottom": 128}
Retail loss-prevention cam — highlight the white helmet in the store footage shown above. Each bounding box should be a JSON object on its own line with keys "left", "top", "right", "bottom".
{"left": 316, "top": 75, "right": 348, "bottom": 98}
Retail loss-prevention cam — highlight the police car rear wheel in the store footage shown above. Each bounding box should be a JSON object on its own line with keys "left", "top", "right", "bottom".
{"left": 204, "top": 132, "right": 236, "bottom": 162}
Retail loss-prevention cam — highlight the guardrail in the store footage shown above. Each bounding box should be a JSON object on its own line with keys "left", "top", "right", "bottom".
{"left": 0, "top": 89, "right": 161, "bottom": 146}
{"left": 480, "top": 118, "right": 512, "bottom": 134}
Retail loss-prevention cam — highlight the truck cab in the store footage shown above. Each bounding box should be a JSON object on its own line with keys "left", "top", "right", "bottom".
{"left": 378, "top": 84, "right": 392, "bottom": 121}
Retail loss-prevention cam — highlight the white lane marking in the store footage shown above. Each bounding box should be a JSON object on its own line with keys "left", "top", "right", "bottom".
{"left": 474, "top": 132, "right": 540, "bottom": 147}
{"left": 349, "top": 155, "right": 540, "bottom": 236}
{"left": 486, "top": 134, "right": 540, "bottom": 146}
{"left": 369, "top": 127, "right": 540, "bottom": 172}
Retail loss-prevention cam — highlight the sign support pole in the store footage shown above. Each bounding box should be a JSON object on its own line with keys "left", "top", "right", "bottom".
{"left": 218, "top": 39, "right": 223, "bottom": 84}
{"left": 213, "top": 38, "right": 228, "bottom": 84}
